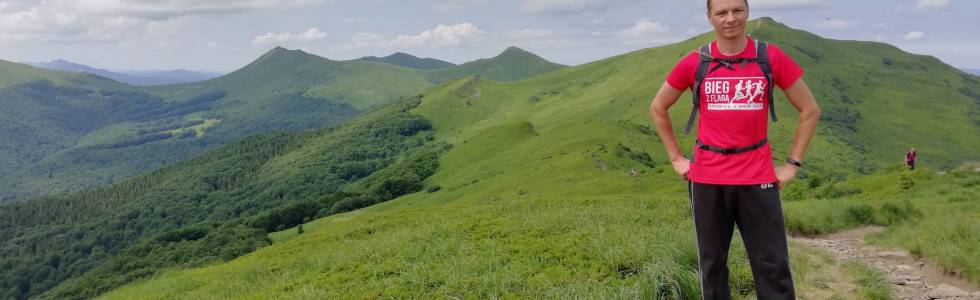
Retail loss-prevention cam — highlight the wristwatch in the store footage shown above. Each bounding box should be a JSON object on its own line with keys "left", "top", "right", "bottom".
{"left": 786, "top": 157, "right": 803, "bottom": 168}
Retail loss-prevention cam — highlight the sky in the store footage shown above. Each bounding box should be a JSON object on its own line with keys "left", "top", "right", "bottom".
{"left": 0, "top": 0, "right": 976, "bottom": 73}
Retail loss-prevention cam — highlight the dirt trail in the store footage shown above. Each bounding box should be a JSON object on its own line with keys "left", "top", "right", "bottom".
{"left": 791, "top": 226, "right": 980, "bottom": 300}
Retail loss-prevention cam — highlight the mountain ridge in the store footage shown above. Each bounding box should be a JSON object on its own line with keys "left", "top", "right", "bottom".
{"left": 0, "top": 45, "right": 568, "bottom": 203}
{"left": 360, "top": 52, "right": 456, "bottom": 70}
{"left": 26, "top": 59, "right": 221, "bottom": 86}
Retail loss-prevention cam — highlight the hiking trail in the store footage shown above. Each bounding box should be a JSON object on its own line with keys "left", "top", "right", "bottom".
{"left": 791, "top": 226, "right": 980, "bottom": 300}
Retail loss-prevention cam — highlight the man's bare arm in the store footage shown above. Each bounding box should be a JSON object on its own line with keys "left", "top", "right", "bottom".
{"left": 649, "top": 81, "right": 689, "bottom": 178}
{"left": 782, "top": 78, "right": 820, "bottom": 162}
{"left": 775, "top": 78, "right": 820, "bottom": 188}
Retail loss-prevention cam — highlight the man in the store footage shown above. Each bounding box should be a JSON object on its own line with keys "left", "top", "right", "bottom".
{"left": 906, "top": 147, "right": 917, "bottom": 170}
{"left": 648, "top": 0, "right": 820, "bottom": 299}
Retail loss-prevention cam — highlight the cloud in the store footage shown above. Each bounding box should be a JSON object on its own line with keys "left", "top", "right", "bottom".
{"left": 389, "top": 23, "right": 483, "bottom": 47}
{"left": 750, "top": 0, "right": 827, "bottom": 10}
{"left": 615, "top": 20, "right": 675, "bottom": 45}
{"left": 914, "top": 0, "right": 950, "bottom": 11}
{"left": 817, "top": 19, "right": 858, "bottom": 30}
{"left": 617, "top": 20, "right": 669, "bottom": 38}
{"left": 0, "top": 0, "right": 325, "bottom": 45}
{"left": 252, "top": 28, "right": 326, "bottom": 45}
{"left": 333, "top": 23, "right": 484, "bottom": 51}
{"left": 523, "top": 0, "right": 596, "bottom": 13}
{"left": 905, "top": 30, "right": 925, "bottom": 40}
{"left": 521, "top": 0, "right": 624, "bottom": 14}
{"left": 64, "top": 0, "right": 325, "bottom": 20}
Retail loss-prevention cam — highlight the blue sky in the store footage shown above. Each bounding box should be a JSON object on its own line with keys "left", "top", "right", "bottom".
{"left": 0, "top": 0, "right": 975, "bottom": 72}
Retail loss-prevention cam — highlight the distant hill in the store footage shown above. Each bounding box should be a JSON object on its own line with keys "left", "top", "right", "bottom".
{"left": 962, "top": 68, "right": 980, "bottom": 76}
{"left": 427, "top": 46, "right": 567, "bottom": 82}
{"left": 360, "top": 52, "right": 456, "bottom": 70}
{"left": 0, "top": 46, "right": 566, "bottom": 203}
{"left": 27, "top": 59, "right": 221, "bottom": 85}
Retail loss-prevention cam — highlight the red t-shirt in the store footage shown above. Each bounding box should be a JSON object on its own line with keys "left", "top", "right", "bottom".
{"left": 666, "top": 37, "right": 803, "bottom": 185}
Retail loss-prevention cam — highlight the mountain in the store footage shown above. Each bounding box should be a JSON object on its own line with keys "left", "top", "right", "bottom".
{"left": 77, "top": 17, "right": 978, "bottom": 298}
{"left": 360, "top": 52, "right": 456, "bottom": 70}
{"left": 27, "top": 59, "right": 221, "bottom": 85}
{"left": 962, "top": 68, "right": 980, "bottom": 76}
{"left": 428, "top": 46, "right": 567, "bottom": 82}
{"left": 0, "top": 46, "right": 566, "bottom": 203}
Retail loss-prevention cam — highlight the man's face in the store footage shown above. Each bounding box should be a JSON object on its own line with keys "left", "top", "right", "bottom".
{"left": 707, "top": 0, "right": 749, "bottom": 40}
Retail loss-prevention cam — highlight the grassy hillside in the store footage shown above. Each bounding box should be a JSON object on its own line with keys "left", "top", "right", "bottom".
{"left": 94, "top": 18, "right": 979, "bottom": 299}
{"left": 0, "top": 47, "right": 565, "bottom": 203}
{"left": 0, "top": 98, "right": 449, "bottom": 300}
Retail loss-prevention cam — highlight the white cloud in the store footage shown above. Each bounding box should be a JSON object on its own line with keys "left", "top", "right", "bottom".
{"left": 817, "top": 19, "right": 858, "bottom": 30}
{"left": 389, "top": 23, "right": 483, "bottom": 47}
{"left": 617, "top": 20, "right": 669, "bottom": 38}
{"left": 905, "top": 30, "right": 925, "bottom": 40}
{"left": 0, "top": 0, "right": 325, "bottom": 45}
{"left": 205, "top": 41, "right": 221, "bottom": 48}
{"left": 252, "top": 27, "right": 326, "bottom": 45}
{"left": 914, "top": 0, "right": 950, "bottom": 11}
{"left": 521, "top": 0, "right": 603, "bottom": 13}
{"left": 615, "top": 20, "right": 675, "bottom": 46}
{"left": 332, "top": 23, "right": 483, "bottom": 51}
{"left": 751, "top": 0, "right": 826, "bottom": 10}
{"left": 64, "top": 0, "right": 325, "bottom": 20}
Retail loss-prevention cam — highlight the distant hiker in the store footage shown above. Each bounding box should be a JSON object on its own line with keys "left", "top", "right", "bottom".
{"left": 648, "top": 0, "right": 820, "bottom": 299}
{"left": 906, "top": 147, "right": 917, "bottom": 170}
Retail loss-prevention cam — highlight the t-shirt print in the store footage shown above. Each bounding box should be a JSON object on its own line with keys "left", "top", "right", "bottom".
{"left": 703, "top": 76, "right": 767, "bottom": 111}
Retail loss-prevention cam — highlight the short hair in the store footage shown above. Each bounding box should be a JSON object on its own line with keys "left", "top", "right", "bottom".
{"left": 707, "top": 0, "right": 749, "bottom": 11}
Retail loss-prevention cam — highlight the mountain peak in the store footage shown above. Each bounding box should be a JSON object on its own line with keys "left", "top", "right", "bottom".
{"left": 387, "top": 52, "right": 415, "bottom": 58}
{"left": 498, "top": 46, "right": 532, "bottom": 57}
{"left": 360, "top": 52, "right": 456, "bottom": 70}
{"left": 254, "top": 46, "right": 320, "bottom": 64}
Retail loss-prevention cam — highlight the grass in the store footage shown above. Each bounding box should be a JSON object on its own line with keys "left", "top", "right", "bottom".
{"left": 100, "top": 189, "right": 850, "bottom": 299}
{"left": 842, "top": 261, "right": 892, "bottom": 300}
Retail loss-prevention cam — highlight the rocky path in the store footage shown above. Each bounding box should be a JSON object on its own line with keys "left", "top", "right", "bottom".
{"left": 791, "top": 226, "right": 980, "bottom": 300}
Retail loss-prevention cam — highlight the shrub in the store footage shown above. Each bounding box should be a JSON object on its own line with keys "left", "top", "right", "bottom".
{"left": 876, "top": 200, "right": 920, "bottom": 225}
{"left": 845, "top": 205, "right": 875, "bottom": 225}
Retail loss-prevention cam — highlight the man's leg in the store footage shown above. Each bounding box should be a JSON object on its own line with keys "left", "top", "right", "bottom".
{"left": 689, "top": 181, "right": 737, "bottom": 300}
{"left": 733, "top": 183, "right": 796, "bottom": 300}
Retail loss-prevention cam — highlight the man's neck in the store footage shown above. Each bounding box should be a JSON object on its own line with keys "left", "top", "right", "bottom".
{"left": 716, "top": 35, "right": 748, "bottom": 56}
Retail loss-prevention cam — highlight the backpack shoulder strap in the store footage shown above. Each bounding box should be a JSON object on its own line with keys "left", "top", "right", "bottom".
{"left": 685, "top": 44, "right": 713, "bottom": 135}
{"left": 755, "top": 39, "right": 778, "bottom": 122}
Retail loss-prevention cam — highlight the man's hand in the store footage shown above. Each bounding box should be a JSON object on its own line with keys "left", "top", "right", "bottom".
{"left": 775, "top": 163, "right": 798, "bottom": 190}
{"left": 672, "top": 157, "right": 691, "bottom": 180}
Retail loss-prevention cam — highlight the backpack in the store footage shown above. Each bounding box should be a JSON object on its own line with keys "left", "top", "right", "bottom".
{"left": 684, "top": 39, "right": 777, "bottom": 135}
